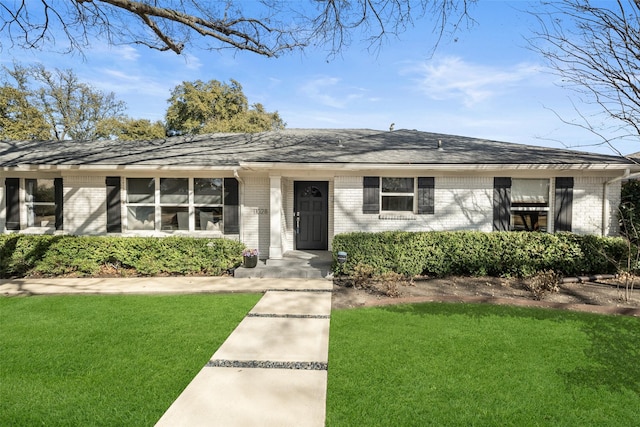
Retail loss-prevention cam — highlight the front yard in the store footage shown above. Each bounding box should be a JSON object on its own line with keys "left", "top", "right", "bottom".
{"left": 327, "top": 303, "right": 640, "bottom": 425}
{"left": 1, "top": 295, "right": 638, "bottom": 426}
{"left": 0, "top": 294, "right": 261, "bottom": 426}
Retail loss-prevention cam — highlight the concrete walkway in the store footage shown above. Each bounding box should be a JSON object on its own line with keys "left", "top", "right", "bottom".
{"left": 1, "top": 277, "right": 333, "bottom": 426}
{"left": 0, "top": 276, "right": 330, "bottom": 295}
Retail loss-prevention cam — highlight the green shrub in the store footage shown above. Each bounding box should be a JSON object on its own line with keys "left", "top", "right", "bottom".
{"left": 0, "top": 235, "right": 245, "bottom": 278}
{"left": 332, "top": 231, "right": 628, "bottom": 278}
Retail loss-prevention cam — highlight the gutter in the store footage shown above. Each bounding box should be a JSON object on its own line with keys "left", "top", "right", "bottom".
{"left": 602, "top": 169, "right": 640, "bottom": 236}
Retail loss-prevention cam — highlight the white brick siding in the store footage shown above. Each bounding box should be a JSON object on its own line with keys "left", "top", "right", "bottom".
{"left": 64, "top": 176, "right": 107, "bottom": 234}
{"left": 242, "top": 176, "right": 270, "bottom": 257}
{"left": 572, "top": 176, "right": 620, "bottom": 236}
{"left": 334, "top": 176, "right": 494, "bottom": 235}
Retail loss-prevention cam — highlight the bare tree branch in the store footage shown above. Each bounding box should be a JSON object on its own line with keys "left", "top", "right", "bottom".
{"left": 529, "top": 0, "right": 640, "bottom": 155}
{"left": 0, "top": 1, "right": 475, "bottom": 57}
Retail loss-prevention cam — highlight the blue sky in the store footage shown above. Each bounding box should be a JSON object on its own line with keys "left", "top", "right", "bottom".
{"left": 2, "top": 1, "right": 637, "bottom": 155}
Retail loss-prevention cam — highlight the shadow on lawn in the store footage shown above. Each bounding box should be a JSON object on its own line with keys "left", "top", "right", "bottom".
{"left": 562, "top": 316, "right": 640, "bottom": 395}
{"left": 380, "top": 303, "right": 640, "bottom": 395}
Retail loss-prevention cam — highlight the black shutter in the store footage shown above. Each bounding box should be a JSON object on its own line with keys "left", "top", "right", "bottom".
{"left": 554, "top": 177, "right": 574, "bottom": 232}
{"left": 363, "top": 176, "right": 380, "bottom": 214}
{"left": 5, "top": 178, "right": 20, "bottom": 230}
{"left": 493, "top": 177, "right": 511, "bottom": 231}
{"left": 223, "top": 178, "right": 239, "bottom": 234}
{"left": 106, "top": 177, "right": 122, "bottom": 233}
{"left": 417, "top": 177, "right": 435, "bottom": 214}
{"left": 54, "top": 178, "right": 63, "bottom": 230}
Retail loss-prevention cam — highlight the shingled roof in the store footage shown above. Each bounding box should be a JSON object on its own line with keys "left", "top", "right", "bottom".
{"left": 0, "top": 128, "right": 634, "bottom": 168}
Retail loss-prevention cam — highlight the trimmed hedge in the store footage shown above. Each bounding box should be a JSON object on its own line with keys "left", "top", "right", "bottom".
{"left": 331, "top": 231, "right": 629, "bottom": 278}
{"left": 0, "top": 235, "right": 245, "bottom": 278}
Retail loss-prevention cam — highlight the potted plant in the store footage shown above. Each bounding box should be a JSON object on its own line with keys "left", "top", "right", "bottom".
{"left": 242, "top": 248, "right": 259, "bottom": 268}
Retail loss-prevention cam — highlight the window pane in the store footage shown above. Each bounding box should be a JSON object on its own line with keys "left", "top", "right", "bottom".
{"left": 194, "top": 178, "right": 222, "bottom": 204}
{"left": 161, "top": 207, "right": 189, "bottom": 230}
{"left": 27, "top": 179, "right": 55, "bottom": 203}
{"left": 512, "top": 179, "right": 549, "bottom": 205}
{"left": 127, "top": 178, "right": 155, "bottom": 203}
{"left": 512, "top": 212, "right": 547, "bottom": 232}
{"left": 382, "top": 178, "right": 413, "bottom": 193}
{"left": 27, "top": 205, "right": 56, "bottom": 227}
{"left": 127, "top": 206, "right": 155, "bottom": 230}
{"left": 196, "top": 207, "right": 223, "bottom": 231}
{"left": 382, "top": 196, "right": 413, "bottom": 211}
{"left": 160, "top": 178, "right": 189, "bottom": 204}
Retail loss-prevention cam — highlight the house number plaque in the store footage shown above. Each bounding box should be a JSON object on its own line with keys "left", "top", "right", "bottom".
{"left": 253, "top": 209, "right": 269, "bottom": 214}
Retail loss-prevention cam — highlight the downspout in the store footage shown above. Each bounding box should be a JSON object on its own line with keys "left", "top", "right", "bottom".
{"left": 233, "top": 168, "right": 244, "bottom": 243}
{"left": 602, "top": 169, "right": 640, "bottom": 236}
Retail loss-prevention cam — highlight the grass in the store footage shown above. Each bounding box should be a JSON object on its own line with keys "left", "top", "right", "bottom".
{"left": 0, "top": 293, "right": 261, "bottom": 426}
{"left": 327, "top": 303, "right": 640, "bottom": 426}
{"left": 3, "top": 295, "right": 639, "bottom": 426}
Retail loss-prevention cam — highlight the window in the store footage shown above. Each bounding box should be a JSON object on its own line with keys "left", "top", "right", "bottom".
{"left": 160, "top": 178, "right": 188, "bottom": 230}
{"left": 194, "top": 178, "right": 223, "bottom": 231}
{"left": 381, "top": 178, "right": 414, "bottom": 211}
{"left": 510, "top": 179, "right": 549, "bottom": 232}
{"left": 125, "top": 177, "right": 231, "bottom": 232}
{"left": 25, "top": 179, "right": 55, "bottom": 227}
{"left": 126, "top": 178, "right": 155, "bottom": 230}
{"left": 363, "top": 176, "right": 434, "bottom": 215}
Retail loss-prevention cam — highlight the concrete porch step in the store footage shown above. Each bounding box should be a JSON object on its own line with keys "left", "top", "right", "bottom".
{"left": 233, "top": 251, "right": 334, "bottom": 279}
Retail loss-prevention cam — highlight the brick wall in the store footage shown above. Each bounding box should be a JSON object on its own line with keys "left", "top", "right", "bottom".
{"left": 64, "top": 176, "right": 107, "bottom": 234}
{"left": 572, "top": 176, "right": 620, "bottom": 236}
{"left": 242, "top": 176, "right": 270, "bottom": 257}
{"left": 333, "top": 176, "right": 494, "bottom": 235}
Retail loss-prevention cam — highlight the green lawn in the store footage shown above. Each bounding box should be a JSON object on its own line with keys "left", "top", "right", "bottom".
{"left": 0, "top": 294, "right": 261, "bottom": 426}
{"left": 3, "top": 296, "right": 639, "bottom": 426}
{"left": 327, "top": 303, "right": 640, "bottom": 426}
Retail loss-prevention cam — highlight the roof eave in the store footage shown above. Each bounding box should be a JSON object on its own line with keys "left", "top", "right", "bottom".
{"left": 238, "top": 162, "right": 638, "bottom": 172}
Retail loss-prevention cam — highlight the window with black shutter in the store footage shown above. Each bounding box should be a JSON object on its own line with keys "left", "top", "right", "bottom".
{"left": 554, "top": 177, "right": 574, "bottom": 232}
{"left": 223, "top": 177, "right": 239, "bottom": 234}
{"left": 5, "top": 178, "right": 20, "bottom": 230}
{"left": 417, "top": 177, "right": 435, "bottom": 214}
{"left": 363, "top": 176, "right": 380, "bottom": 214}
{"left": 493, "top": 177, "right": 512, "bottom": 231}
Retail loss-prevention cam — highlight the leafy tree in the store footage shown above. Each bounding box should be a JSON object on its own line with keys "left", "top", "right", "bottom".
{"left": 530, "top": 0, "right": 640, "bottom": 157}
{"left": 96, "top": 117, "right": 167, "bottom": 140}
{"left": 0, "top": 1, "right": 475, "bottom": 57}
{"left": 1, "top": 64, "right": 126, "bottom": 141}
{"left": 0, "top": 85, "right": 49, "bottom": 140}
{"left": 166, "top": 79, "right": 284, "bottom": 134}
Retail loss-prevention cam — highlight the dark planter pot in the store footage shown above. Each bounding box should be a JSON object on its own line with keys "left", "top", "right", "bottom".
{"left": 243, "top": 255, "right": 258, "bottom": 268}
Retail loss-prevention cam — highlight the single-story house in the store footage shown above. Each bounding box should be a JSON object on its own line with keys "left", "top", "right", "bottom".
{"left": 1, "top": 128, "right": 638, "bottom": 259}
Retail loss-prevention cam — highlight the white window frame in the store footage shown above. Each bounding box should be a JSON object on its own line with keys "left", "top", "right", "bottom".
{"left": 125, "top": 177, "right": 225, "bottom": 233}
{"left": 25, "top": 178, "right": 56, "bottom": 228}
{"left": 510, "top": 178, "right": 550, "bottom": 232}
{"left": 380, "top": 177, "right": 416, "bottom": 213}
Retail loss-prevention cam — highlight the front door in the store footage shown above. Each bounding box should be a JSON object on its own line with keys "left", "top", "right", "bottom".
{"left": 294, "top": 181, "right": 328, "bottom": 250}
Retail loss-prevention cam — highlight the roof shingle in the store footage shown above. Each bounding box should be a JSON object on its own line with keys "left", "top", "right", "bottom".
{"left": 0, "top": 128, "right": 634, "bottom": 168}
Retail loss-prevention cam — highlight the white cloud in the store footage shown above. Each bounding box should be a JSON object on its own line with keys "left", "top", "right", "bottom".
{"left": 112, "top": 45, "right": 140, "bottom": 62}
{"left": 403, "top": 56, "right": 545, "bottom": 107}
{"left": 299, "top": 76, "right": 365, "bottom": 109}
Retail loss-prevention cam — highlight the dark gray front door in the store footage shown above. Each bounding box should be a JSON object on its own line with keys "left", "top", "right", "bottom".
{"left": 294, "top": 181, "right": 328, "bottom": 250}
